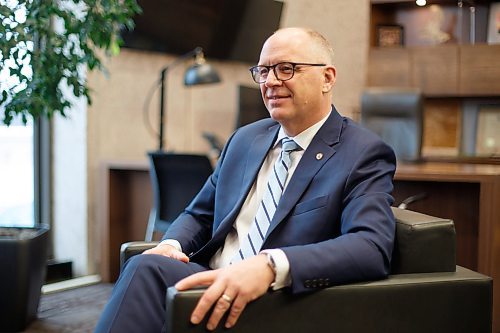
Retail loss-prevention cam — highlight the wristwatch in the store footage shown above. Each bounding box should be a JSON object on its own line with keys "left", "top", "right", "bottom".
{"left": 264, "top": 252, "right": 277, "bottom": 275}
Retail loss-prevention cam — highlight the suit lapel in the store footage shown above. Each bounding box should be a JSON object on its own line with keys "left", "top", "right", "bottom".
{"left": 265, "top": 109, "right": 344, "bottom": 238}
{"left": 191, "top": 123, "right": 279, "bottom": 263}
{"left": 240, "top": 128, "right": 279, "bottom": 199}
{"left": 213, "top": 124, "right": 279, "bottom": 238}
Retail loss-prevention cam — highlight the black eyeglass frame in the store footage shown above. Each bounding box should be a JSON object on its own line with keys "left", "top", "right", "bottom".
{"left": 249, "top": 62, "right": 327, "bottom": 84}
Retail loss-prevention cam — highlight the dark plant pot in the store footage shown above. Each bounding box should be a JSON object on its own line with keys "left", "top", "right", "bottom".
{"left": 0, "top": 226, "right": 49, "bottom": 332}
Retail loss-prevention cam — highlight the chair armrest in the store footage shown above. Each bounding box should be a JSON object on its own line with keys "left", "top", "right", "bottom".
{"left": 120, "top": 241, "right": 159, "bottom": 269}
{"left": 165, "top": 266, "right": 492, "bottom": 333}
{"left": 391, "top": 207, "right": 456, "bottom": 274}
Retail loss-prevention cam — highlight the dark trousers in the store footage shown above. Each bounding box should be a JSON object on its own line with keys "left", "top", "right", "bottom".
{"left": 94, "top": 254, "right": 209, "bottom": 333}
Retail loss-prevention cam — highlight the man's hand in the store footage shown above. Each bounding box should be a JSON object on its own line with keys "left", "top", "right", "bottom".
{"left": 175, "top": 254, "right": 275, "bottom": 331}
{"left": 143, "top": 243, "right": 189, "bottom": 263}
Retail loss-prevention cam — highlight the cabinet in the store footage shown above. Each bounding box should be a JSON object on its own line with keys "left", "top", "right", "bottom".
{"left": 368, "top": 44, "right": 500, "bottom": 96}
{"left": 368, "top": 1, "right": 500, "bottom": 159}
{"left": 460, "top": 44, "right": 500, "bottom": 95}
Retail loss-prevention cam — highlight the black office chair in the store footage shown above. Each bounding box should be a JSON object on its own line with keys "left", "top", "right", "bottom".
{"left": 361, "top": 87, "right": 423, "bottom": 162}
{"left": 145, "top": 153, "right": 213, "bottom": 241}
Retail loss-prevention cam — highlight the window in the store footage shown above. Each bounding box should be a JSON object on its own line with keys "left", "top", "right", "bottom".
{"left": 0, "top": 1, "right": 48, "bottom": 228}
{"left": 0, "top": 121, "right": 34, "bottom": 227}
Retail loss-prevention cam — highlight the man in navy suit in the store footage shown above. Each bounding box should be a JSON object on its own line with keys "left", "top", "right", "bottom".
{"left": 96, "top": 27, "right": 396, "bottom": 332}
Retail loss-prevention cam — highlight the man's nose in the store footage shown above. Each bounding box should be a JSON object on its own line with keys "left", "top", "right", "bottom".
{"left": 264, "top": 70, "right": 282, "bottom": 87}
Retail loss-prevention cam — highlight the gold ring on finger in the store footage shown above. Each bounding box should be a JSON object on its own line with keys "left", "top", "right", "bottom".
{"left": 221, "top": 294, "right": 232, "bottom": 303}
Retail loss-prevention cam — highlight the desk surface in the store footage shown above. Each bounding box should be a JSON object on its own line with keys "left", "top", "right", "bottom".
{"left": 105, "top": 159, "right": 149, "bottom": 170}
{"left": 106, "top": 159, "right": 500, "bottom": 175}
{"left": 396, "top": 162, "right": 500, "bottom": 182}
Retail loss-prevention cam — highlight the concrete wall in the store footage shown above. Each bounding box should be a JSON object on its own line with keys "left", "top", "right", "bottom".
{"left": 83, "top": 0, "right": 370, "bottom": 274}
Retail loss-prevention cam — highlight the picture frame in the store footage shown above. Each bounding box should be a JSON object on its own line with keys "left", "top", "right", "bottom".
{"left": 376, "top": 24, "right": 404, "bottom": 47}
{"left": 487, "top": 2, "right": 500, "bottom": 44}
{"left": 475, "top": 105, "right": 500, "bottom": 156}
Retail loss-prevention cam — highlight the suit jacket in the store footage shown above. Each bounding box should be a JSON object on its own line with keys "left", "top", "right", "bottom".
{"left": 164, "top": 107, "right": 396, "bottom": 294}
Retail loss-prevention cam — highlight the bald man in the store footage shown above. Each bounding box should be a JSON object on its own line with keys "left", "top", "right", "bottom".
{"left": 95, "top": 27, "right": 396, "bottom": 332}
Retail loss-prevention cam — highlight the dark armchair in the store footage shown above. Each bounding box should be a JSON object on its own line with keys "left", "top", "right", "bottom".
{"left": 121, "top": 208, "right": 492, "bottom": 332}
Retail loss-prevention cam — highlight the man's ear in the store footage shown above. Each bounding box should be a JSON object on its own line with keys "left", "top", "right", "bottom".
{"left": 322, "top": 66, "right": 336, "bottom": 93}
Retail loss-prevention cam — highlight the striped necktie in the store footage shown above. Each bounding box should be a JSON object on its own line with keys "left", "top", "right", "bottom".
{"left": 232, "top": 137, "right": 301, "bottom": 263}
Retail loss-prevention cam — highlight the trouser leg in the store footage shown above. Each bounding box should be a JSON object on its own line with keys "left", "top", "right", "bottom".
{"left": 94, "top": 254, "right": 208, "bottom": 333}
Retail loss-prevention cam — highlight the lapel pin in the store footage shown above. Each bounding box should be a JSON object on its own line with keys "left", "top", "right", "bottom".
{"left": 316, "top": 153, "right": 323, "bottom": 160}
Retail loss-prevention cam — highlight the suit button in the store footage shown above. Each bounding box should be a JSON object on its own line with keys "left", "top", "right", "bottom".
{"left": 304, "top": 280, "right": 311, "bottom": 288}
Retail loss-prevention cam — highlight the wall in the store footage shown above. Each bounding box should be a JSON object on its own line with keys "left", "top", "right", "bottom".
{"left": 83, "top": 0, "right": 370, "bottom": 274}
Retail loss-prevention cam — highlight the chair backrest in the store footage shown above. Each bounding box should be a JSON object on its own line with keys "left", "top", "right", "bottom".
{"left": 361, "top": 88, "right": 423, "bottom": 162}
{"left": 148, "top": 153, "right": 213, "bottom": 236}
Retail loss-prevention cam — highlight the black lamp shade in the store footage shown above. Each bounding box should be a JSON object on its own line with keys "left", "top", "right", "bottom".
{"left": 184, "top": 63, "right": 221, "bottom": 86}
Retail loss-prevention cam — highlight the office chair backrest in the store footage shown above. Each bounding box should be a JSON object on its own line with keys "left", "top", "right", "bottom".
{"left": 146, "top": 153, "right": 213, "bottom": 240}
{"left": 361, "top": 88, "right": 423, "bottom": 162}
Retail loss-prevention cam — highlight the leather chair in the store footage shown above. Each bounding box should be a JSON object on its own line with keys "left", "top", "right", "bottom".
{"left": 121, "top": 208, "right": 492, "bottom": 332}
{"left": 361, "top": 88, "right": 423, "bottom": 162}
{"left": 145, "top": 153, "right": 213, "bottom": 241}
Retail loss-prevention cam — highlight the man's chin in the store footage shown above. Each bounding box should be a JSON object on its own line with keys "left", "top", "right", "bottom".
{"left": 268, "top": 109, "right": 285, "bottom": 122}
{"left": 268, "top": 106, "right": 291, "bottom": 120}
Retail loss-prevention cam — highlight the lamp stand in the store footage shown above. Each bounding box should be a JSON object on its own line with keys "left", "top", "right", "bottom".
{"left": 158, "top": 68, "right": 167, "bottom": 151}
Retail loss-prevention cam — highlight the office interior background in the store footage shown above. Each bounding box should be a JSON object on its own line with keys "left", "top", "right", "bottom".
{"left": 1, "top": 0, "right": 500, "bottom": 330}
{"left": 52, "top": 0, "right": 378, "bottom": 279}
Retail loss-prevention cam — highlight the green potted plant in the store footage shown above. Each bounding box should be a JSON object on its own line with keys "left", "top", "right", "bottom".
{"left": 0, "top": 1, "right": 141, "bottom": 330}
{"left": 0, "top": 0, "right": 141, "bottom": 125}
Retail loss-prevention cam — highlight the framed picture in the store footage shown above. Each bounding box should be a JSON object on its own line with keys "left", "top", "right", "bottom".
{"left": 475, "top": 105, "right": 500, "bottom": 156}
{"left": 376, "top": 25, "right": 404, "bottom": 47}
{"left": 487, "top": 2, "right": 500, "bottom": 44}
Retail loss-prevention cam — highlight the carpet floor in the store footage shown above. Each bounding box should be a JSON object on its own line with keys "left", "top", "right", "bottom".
{"left": 23, "top": 283, "right": 114, "bottom": 333}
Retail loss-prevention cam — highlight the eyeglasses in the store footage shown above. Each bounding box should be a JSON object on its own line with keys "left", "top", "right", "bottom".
{"left": 249, "top": 62, "right": 326, "bottom": 84}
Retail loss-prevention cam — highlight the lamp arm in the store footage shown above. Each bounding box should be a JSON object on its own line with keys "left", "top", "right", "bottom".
{"left": 157, "top": 47, "right": 203, "bottom": 151}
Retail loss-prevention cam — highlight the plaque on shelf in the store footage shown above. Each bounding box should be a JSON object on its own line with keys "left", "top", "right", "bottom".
{"left": 376, "top": 24, "right": 404, "bottom": 47}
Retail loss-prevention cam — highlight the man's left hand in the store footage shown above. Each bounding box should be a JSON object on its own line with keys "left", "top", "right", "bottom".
{"left": 175, "top": 254, "right": 275, "bottom": 331}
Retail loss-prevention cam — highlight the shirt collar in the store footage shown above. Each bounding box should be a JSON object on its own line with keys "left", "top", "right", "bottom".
{"left": 274, "top": 107, "right": 332, "bottom": 151}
